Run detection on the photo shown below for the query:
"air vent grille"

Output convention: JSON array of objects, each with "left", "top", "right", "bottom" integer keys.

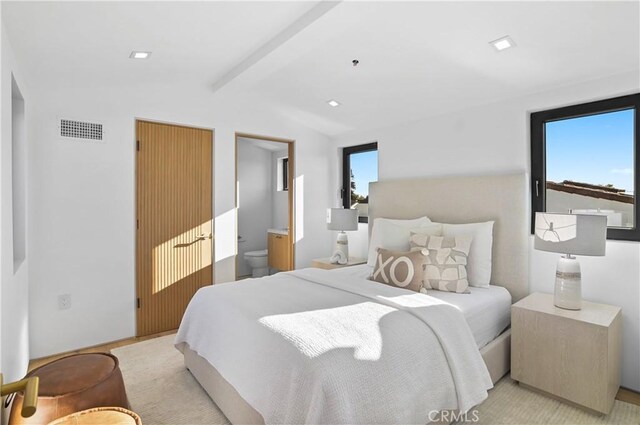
[{"left": 60, "top": 119, "right": 103, "bottom": 141}]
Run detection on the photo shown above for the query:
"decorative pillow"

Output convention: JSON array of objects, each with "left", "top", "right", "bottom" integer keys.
[
  {"left": 371, "top": 223, "right": 441, "bottom": 260},
  {"left": 417, "top": 235, "right": 473, "bottom": 294},
  {"left": 367, "top": 217, "right": 431, "bottom": 267},
  {"left": 370, "top": 248, "right": 426, "bottom": 293},
  {"left": 409, "top": 224, "right": 444, "bottom": 250},
  {"left": 441, "top": 221, "right": 494, "bottom": 288}
]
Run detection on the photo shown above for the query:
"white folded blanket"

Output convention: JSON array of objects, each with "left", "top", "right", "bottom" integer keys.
[{"left": 175, "top": 268, "right": 493, "bottom": 424}]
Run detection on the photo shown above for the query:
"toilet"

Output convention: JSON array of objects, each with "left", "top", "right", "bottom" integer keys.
[{"left": 244, "top": 249, "right": 269, "bottom": 278}]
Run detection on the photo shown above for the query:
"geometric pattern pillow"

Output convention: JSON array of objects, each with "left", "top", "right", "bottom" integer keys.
[
  {"left": 413, "top": 234, "right": 472, "bottom": 294},
  {"left": 370, "top": 248, "right": 426, "bottom": 293},
  {"left": 409, "top": 230, "right": 442, "bottom": 250},
  {"left": 407, "top": 224, "right": 443, "bottom": 250}
]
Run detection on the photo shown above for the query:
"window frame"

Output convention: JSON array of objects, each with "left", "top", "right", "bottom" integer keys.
[
  {"left": 342, "top": 142, "right": 378, "bottom": 223},
  {"left": 530, "top": 93, "right": 640, "bottom": 241}
]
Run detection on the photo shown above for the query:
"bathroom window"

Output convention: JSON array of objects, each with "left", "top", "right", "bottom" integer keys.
[
  {"left": 342, "top": 142, "right": 378, "bottom": 223},
  {"left": 277, "top": 157, "right": 289, "bottom": 192},
  {"left": 282, "top": 158, "right": 289, "bottom": 191},
  {"left": 531, "top": 93, "right": 640, "bottom": 241}
]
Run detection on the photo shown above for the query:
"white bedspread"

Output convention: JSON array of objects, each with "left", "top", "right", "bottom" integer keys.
[
  {"left": 330, "top": 264, "right": 512, "bottom": 349},
  {"left": 175, "top": 268, "right": 493, "bottom": 424}
]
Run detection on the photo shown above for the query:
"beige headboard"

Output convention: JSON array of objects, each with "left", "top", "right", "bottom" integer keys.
[{"left": 369, "top": 173, "right": 529, "bottom": 302}]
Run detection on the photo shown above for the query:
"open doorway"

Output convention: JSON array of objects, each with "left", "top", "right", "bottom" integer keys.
[{"left": 235, "top": 133, "right": 295, "bottom": 280}]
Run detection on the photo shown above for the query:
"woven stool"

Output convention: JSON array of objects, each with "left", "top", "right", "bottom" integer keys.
[
  {"left": 48, "top": 407, "right": 141, "bottom": 425},
  {"left": 9, "top": 353, "right": 129, "bottom": 425}
]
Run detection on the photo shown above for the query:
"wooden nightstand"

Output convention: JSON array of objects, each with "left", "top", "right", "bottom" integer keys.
[
  {"left": 310, "top": 257, "right": 367, "bottom": 270},
  {"left": 511, "top": 292, "right": 622, "bottom": 415}
]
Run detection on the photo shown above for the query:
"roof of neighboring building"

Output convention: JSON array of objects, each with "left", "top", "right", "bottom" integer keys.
[{"left": 547, "top": 180, "right": 634, "bottom": 204}]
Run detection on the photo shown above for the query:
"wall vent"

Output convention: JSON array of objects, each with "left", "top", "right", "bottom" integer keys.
[{"left": 59, "top": 119, "right": 104, "bottom": 141}]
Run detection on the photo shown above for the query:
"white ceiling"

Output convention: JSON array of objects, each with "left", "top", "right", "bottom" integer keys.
[
  {"left": 1, "top": 1, "right": 318, "bottom": 89},
  {"left": 230, "top": 1, "right": 640, "bottom": 135},
  {"left": 3, "top": 1, "right": 639, "bottom": 137}
]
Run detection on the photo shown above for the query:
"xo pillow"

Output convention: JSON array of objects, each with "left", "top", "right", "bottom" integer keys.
[
  {"left": 413, "top": 234, "right": 472, "bottom": 294},
  {"left": 366, "top": 217, "right": 434, "bottom": 267},
  {"left": 440, "top": 221, "right": 494, "bottom": 288},
  {"left": 370, "top": 248, "right": 426, "bottom": 293}
]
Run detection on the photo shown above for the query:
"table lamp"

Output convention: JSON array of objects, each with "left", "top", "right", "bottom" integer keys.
[
  {"left": 534, "top": 212, "right": 607, "bottom": 310},
  {"left": 327, "top": 208, "right": 359, "bottom": 264}
]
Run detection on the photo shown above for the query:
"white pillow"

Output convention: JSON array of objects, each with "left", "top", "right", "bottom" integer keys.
[
  {"left": 367, "top": 217, "right": 433, "bottom": 266},
  {"left": 441, "top": 221, "right": 494, "bottom": 288}
]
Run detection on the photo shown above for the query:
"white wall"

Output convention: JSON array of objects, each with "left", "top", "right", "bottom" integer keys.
[
  {"left": 344, "top": 222, "right": 369, "bottom": 260},
  {"left": 237, "top": 142, "right": 273, "bottom": 277},
  {"left": 1, "top": 23, "right": 30, "bottom": 384},
  {"left": 272, "top": 148, "right": 289, "bottom": 230},
  {"left": 26, "top": 82, "right": 333, "bottom": 359},
  {"left": 0, "top": 5, "right": 3, "bottom": 397},
  {"left": 331, "top": 70, "right": 640, "bottom": 391},
  {"left": 11, "top": 79, "right": 26, "bottom": 271}
]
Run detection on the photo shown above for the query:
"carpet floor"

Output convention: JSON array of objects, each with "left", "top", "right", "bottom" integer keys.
[{"left": 112, "top": 335, "right": 639, "bottom": 425}]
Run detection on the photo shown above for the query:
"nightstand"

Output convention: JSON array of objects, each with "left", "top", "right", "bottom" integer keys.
[
  {"left": 310, "top": 257, "right": 367, "bottom": 270},
  {"left": 511, "top": 292, "right": 622, "bottom": 415}
]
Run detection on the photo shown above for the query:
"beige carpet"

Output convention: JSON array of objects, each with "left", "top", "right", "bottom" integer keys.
[
  {"left": 112, "top": 335, "right": 639, "bottom": 425},
  {"left": 113, "top": 335, "right": 230, "bottom": 425}
]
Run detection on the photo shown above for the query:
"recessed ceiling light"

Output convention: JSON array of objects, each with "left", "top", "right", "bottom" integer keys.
[
  {"left": 490, "top": 36, "right": 515, "bottom": 52},
  {"left": 327, "top": 99, "right": 341, "bottom": 107},
  {"left": 129, "top": 51, "right": 151, "bottom": 59}
]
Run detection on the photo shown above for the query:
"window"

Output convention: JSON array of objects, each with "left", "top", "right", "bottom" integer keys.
[
  {"left": 276, "top": 157, "right": 288, "bottom": 192},
  {"left": 342, "top": 142, "right": 378, "bottom": 223},
  {"left": 531, "top": 93, "right": 640, "bottom": 241},
  {"left": 282, "top": 157, "right": 289, "bottom": 191}
]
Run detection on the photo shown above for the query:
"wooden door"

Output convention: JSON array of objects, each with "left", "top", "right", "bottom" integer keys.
[{"left": 136, "top": 120, "right": 213, "bottom": 336}]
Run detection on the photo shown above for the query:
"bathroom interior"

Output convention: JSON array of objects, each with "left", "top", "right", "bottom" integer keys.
[{"left": 236, "top": 135, "right": 292, "bottom": 279}]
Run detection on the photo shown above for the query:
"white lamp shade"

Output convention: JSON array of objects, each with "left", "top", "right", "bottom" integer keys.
[
  {"left": 534, "top": 212, "right": 607, "bottom": 256},
  {"left": 327, "top": 208, "right": 358, "bottom": 231}
]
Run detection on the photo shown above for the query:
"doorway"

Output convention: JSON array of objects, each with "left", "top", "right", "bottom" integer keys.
[
  {"left": 135, "top": 120, "right": 214, "bottom": 336},
  {"left": 235, "top": 133, "right": 294, "bottom": 280}
]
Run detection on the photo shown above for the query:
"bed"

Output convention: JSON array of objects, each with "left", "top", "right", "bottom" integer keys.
[{"left": 175, "top": 173, "right": 529, "bottom": 424}]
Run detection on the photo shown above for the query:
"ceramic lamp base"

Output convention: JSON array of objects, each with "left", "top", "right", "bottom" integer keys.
[
  {"left": 554, "top": 255, "right": 582, "bottom": 310},
  {"left": 333, "top": 231, "right": 349, "bottom": 260}
]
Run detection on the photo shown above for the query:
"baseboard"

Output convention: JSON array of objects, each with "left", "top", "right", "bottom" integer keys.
[{"left": 28, "top": 329, "right": 176, "bottom": 372}]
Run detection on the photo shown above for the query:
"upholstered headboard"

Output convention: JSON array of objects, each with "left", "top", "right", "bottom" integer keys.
[{"left": 368, "top": 173, "right": 529, "bottom": 301}]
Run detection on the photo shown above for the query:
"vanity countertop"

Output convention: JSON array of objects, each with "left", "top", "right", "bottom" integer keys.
[{"left": 267, "top": 228, "right": 288, "bottom": 236}]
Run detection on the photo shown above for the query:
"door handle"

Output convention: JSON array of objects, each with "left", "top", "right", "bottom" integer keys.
[
  {"left": 1, "top": 375, "right": 39, "bottom": 418},
  {"left": 175, "top": 233, "right": 212, "bottom": 248}
]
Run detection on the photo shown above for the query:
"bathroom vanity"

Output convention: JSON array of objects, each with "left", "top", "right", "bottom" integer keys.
[{"left": 267, "top": 229, "right": 292, "bottom": 271}]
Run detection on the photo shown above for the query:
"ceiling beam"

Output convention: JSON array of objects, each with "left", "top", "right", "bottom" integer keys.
[{"left": 211, "top": 0, "right": 341, "bottom": 93}]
